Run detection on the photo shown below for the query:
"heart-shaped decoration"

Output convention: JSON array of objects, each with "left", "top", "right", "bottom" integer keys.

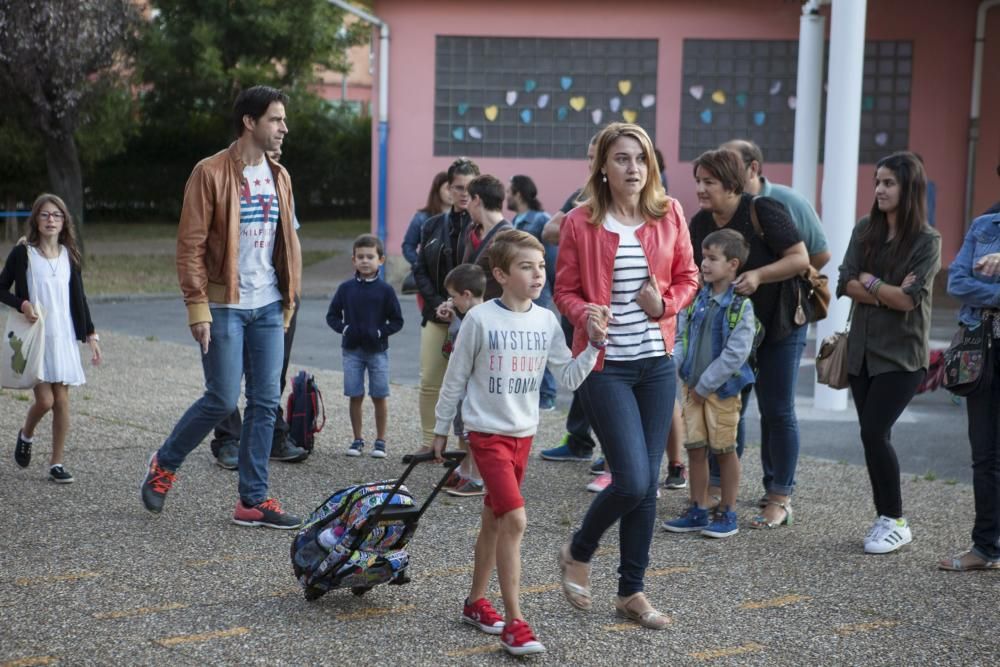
[
  {"left": 524, "top": 79, "right": 537, "bottom": 92},
  {"left": 468, "top": 127, "right": 482, "bottom": 140},
  {"left": 735, "top": 93, "right": 748, "bottom": 108},
  {"left": 609, "top": 97, "right": 621, "bottom": 112},
  {"left": 700, "top": 109, "right": 713, "bottom": 124},
  {"left": 457, "top": 103, "right": 469, "bottom": 116},
  {"left": 520, "top": 108, "right": 533, "bottom": 124},
  {"left": 618, "top": 80, "right": 632, "bottom": 95},
  {"left": 452, "top": 127, "right": 465, "bottom": 141},
  {"left": 592, "top": 109, "right": 603, "bottom": 125},
  {"left": 711, "top": 90, "right": 726, "bottom": 105},
  {"left": 556, "top": 106, "right": 569, "bottom": 121},
  {"left": 622, "top": 109, "right": 638, "bottom": 123},
  {"left": 875, "top": 131, "right": 889, "bottom": 146},
  {"left": 753, "top": 111, "right": 767, "bottom": 126},
  {"left": 769, "top": 81, "right": 782, "bottom": 95},
  {"left": 641, "top": 94, "right": 655, "bottom": 108},
  {"left": 484, "top": 105, "right": 499, "bottom": 121},
  {"left": 506, "top": 90, "right": 518, "bottom": 106},
  {"left": 862, "top": 95, "right": 875, "bottom": 111},
  {"left": 569, "top": 96, "right": 586, "bottom": 112},
  {"left": 537, "top": 94, "right": 550, "bottom": 109},
  {"left": 560, "top": 76, "right": 573, "bottom": 91},
  {"left": 689, "top": 85, "right": 704, "bottom": 100},
  {"left": 787, "top": 96, "right": 797, "bottom": 110}
]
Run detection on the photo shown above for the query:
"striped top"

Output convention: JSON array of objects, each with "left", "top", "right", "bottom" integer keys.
[{"left": 603, "top": 215, "right": 666, "bottom": 361}]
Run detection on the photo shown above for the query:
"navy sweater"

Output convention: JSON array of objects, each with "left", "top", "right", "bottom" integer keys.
[{"left": 326, "top": 274, "right": 404, "bottom": 352}]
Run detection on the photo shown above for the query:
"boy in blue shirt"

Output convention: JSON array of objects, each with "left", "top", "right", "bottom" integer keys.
[
  {"left": 664, "top": 229, "right": 756, "bottom": 538},
  {"left": 326, "top": 234, "right": 404, "bottom": 458}
]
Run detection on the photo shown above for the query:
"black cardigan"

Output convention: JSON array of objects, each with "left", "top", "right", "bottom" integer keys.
[{"left": 0, "top": 244, "right": 95, "bottom": 342}]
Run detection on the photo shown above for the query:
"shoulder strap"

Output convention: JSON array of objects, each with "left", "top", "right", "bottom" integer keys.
[{"left": 748, "top": 195, "right": 764, "bottom": 239}]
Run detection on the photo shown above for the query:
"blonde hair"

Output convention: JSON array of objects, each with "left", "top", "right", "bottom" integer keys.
[
  {"left": 487, "top": 229, "right": 544, "bottom": 274},
  {"left": 579, "top": 123, "right": 668, "bottom": 226},
  {"left": 27, "top": 193, "right": 83, "bottom": 268}
]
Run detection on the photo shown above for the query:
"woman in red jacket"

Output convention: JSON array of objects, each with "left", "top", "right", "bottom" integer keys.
[{"left": 556, "top": 123, "right": 699, "bottom": 629}]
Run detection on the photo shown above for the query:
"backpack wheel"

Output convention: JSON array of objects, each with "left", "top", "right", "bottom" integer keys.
[
  {"left": 351, "top": 585, "right": 372, "bottom": 597},
  {"left": 304, "top": 586, "right": 325, "bottom": 601}
]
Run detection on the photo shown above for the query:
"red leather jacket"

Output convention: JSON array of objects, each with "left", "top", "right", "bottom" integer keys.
[{"left": 554, "top": 200, "right": 699, "bottom": 370}]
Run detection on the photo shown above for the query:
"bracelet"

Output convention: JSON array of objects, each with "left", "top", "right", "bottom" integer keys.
[
  {"left": 864, "top": 276, "right": 879, "bottom": 292},
  {"left": 88, "top": 333, "right": 100, "bottom": 342},
  {"left": 590, "top": 338, "right": 608, "bottom": 350}
]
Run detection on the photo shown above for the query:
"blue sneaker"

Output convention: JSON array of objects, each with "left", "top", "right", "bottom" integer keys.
[
  {"left": 662, "top": 505, "right": 710, "bottom": 533},
  {"left": 539, "top": 395, "right": 556, "bottom": 411},
  {"left": 590, "top": 457, "right": 605, "bottom": 475},
  {"left": 346, "top": 439, "right": 364, "bottom": 457},
  {"left": 701, "top": 509, "right": 739, "bottom": 538},
  {"left": 540, "top": 434, "right": 591, "bottom": 462}
]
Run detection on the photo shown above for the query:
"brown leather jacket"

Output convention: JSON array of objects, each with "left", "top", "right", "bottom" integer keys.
[{"left": 176, "top": 142, "right": 301, "bottom": 327}]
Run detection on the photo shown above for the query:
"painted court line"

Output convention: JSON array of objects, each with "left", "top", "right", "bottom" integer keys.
[
  {"left": 689, "top": 642, "right": 765, "bottom": 660},
  {"left": 183, "top": 555, "right": 256, "bottom": 568},
  {"left": 834, "top": 620, "right": 900, "bottom": 636},
  {"left": 740, "top": 594, "right": 810, "bottom": 610},
  {"left": 336, "top": 605, "right": 416, "bottom": 622},
  {"left": 603, "top": 622, "right": 640, "bottom": 633},
  {"left": 445, "top": 644, "right": 502, "bottom": 658},
  {"left": 154, "top": 627, "right": 251, "bottom": 647},
  {"left": 93, "top": 602, "right": 188, "bottom": 619},
  {"left": 422, "top": 565, "right": 475, "bottom": 578},
  {"left": 14, "top": 571, "right": 102, "bottom": 586},
  {"left": 647, "top": 566, "right": 694, "bottom": 577},
  {"left": 1, "top": 657, "right": 58, "bottom": 667}
]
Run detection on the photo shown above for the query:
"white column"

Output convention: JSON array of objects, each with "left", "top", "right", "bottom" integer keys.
[
  {"left": 791, "top": 7, "right": 826, "bottom": 205},
  {"left": 814, "top": 0, "right": 868, "bottom": 411}
]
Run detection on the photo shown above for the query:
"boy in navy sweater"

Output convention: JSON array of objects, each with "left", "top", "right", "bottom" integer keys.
[{"left": 326, "top": 234, "right": 404, "bottom": 457}]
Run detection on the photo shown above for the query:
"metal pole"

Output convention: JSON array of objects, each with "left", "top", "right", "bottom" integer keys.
[
  {"left": 814, "top": 0, "right": 868, "bottom": 412},
  {"left": 791, "top": 3, "right": 827, "bottom": 206}
]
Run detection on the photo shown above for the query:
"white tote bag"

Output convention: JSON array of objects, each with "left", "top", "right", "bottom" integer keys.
[{"left": 1, "top": 303, "right": 45, "bottom": 389}]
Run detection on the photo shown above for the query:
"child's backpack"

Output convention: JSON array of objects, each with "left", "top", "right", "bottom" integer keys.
[
  {"left": 725, "top": 295, "right": 765, "bottom": 376},
  {"left": 286, "top": 370, "right": 325, "bottom": 451}
]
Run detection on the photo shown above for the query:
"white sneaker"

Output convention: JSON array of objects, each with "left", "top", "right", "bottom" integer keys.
[{"left": 864, "top": 516, "right": 912, "bottom": 554}]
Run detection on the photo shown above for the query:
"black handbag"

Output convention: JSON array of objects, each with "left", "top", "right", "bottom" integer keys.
[
  {"left": 401, "top": 270, "right": 418, "bottom": 295},
  {"left": 942, "top": 319, "right": 994, "bottom": 396}
]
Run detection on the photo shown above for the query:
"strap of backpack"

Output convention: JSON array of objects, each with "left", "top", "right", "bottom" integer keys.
[
  {"left": 748, "top": 195, "right": 764, "bottom": 239},
  {"left": 312, "top": 380, "right": 326, "bottom": 433}
]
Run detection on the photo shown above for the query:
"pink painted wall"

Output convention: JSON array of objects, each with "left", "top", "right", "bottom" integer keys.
[
  {"left": 971, "top": 6, "right": 1000, "bottom": 219},
  {"left": 371, "top": 0, "right": 995, "bottom": 265}
]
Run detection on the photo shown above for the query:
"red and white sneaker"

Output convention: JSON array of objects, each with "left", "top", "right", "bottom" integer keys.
[
  {"left": 586, "top": 471, "right": 612, "bottom": 493},
  {"left": 461, "top": 598, "right": 505, "bottom": 635},
  {"left": 232, "top": 498, "right": 301, "bottom": 529},
  {"left": 500, "top": 618, "right": 546, "bottom": 656}
]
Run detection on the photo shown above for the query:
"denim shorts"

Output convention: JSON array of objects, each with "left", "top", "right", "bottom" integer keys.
[{"left": 342, "top": 348, "right": 390, "bottom": 398}]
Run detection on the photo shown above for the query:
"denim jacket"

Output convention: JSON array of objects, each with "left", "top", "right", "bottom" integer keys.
[
  {"left": 948, "top": 213, "right": 1000, "bottom": 328},
  {"left": 674, "top": 284, "right": 756, "bottom": 399}
]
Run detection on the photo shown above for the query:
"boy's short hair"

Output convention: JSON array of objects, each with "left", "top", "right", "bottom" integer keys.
[
  {"left": 487, "top": 229, "right": 544, "bottom": 274},
  {"left": 702, "top": 229, "right": 750, "bottom": 269},
  {"left": 353, "top": 233, "right": 384, "bottom": 257},
  {"left": 444, "top": 263, "right": 487, "bottom": 298},
  {"left": 468, "top": 175, "right": 504, "bottom": 212}
]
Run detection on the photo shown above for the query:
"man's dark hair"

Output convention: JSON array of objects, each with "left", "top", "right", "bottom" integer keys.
[
  {"left": 510, "top": 175, "right": 543, "bottom": 211},
  {"left": 233, "top": 86, "right": 289, "bottom": 137},
  {"left": 447, "top": 157, "right": 480, "bottom": 184},
  {"left": 703, "top": 228, "right": 750, "bottom": 269},
  {"left": 468, "top": 175, "right": 504, "bottom": 212},
  {"left": 444, "top": 263, "right": 487, "bottom": 298},
  {"left": 353, "top": 233, "right": 384, "bottom": 258}
]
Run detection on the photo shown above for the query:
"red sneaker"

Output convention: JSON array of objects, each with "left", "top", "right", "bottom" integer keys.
[
  {"left": 500, "top": 618, "right": 546, "bottom": 656},
  {"left": 232, "top": 498, "right": 301, "bottom": 529},
  {"left": 461, "top": 598, "right": 505, "bottom": 635}
]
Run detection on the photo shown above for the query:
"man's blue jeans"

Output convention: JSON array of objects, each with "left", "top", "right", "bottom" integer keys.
[
  {"left": 572, "top": 355, "right": 675, "bottom": 597},
  {"left": 157, "top": 301, "right": 283, "bottom": 506}
]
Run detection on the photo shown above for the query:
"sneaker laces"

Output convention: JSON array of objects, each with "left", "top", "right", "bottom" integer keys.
[
  {"left": 148, "top": 463, "right": 176, "bottom": 493},
  {"left": 257, "top": 498, "right": 284, "bottom": 513}
]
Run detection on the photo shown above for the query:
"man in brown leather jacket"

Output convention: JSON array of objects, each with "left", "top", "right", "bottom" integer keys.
[{"left": 140, "top": 85, "right": 303, "bottom": 528}]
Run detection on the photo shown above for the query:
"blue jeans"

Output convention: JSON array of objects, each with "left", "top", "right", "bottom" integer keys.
[
  {"left": 572, "top": 355, "right": 675, "bottom": 597},
  {"left": 158, "top": 301, "right": 284, "bottom": 506},
  {"left": 755, "top": 325, "right": 807, "bottom": 496},
  {"left": 342, "top": 348, "right": 390, "bottom": 398}
]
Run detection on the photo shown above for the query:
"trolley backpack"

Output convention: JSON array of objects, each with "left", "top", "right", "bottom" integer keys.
[
  {"left": 291, "top": 451, "right": 465, "bottom": 599},
  {"left": 286, "top": 370, "right": 325, "bottom": 450}
]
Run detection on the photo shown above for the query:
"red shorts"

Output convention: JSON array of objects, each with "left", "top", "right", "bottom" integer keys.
[{"left": 467, "top": 431, "right": 533, "bottom": 517}]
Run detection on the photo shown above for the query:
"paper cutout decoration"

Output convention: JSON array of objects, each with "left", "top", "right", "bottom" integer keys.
[
  {"left": 524, "top": 79, "right": 537, "bottom": 92},
  {"left": 753, "top": 111, "right": 767, "bottom": 126},
  {"left": 609, "top": 97, "right": 622, "bottom": 112},
  {"left": 788, "top": 96, "right": 797, "bottom": 110},
  {"left": 520, "top": 109, "right": 533, "bottom": 124},
  {"left": 468, "top": 127, "right": 482, "bottom": 140},
  {"left": 735, "top": 93, "right": 748, "bottom": 108},
  {"left": 689, "top": 85, "right": 704, "bottom": 100},
  {"left": 769, "top": 81, "right": 782, "bottom": 95},
  {"left": 618, "top": 80, "right": 632, "bottom": 95},
  {"left": 592, "top": 109, "right": 603, "bottom": 125},
  {"left": 569, "top": 96, "right": 587, "bottom": 111},
  {"left": 557, "top": 106, "right": 569, "bottom": 121},
  {"left": 535, "top": 94, "right": 549, "bottom": 109},
  {"left": 700, "top": 109, "right": 713, "bottom": 124},
  {"left": 560, "top": 76, "right": 573, "bottom": 91},
  {"left": 506, "top": 91, "right": 518, "bottom": 106},
  {"left": 711, "top": 90, "right": 726, "bottom": 105},
  {"left": 457, "top": 103, "right": 469, "bottom": 116},
  {"left": 875, "top": 132, "right": 889, "bottom": 146},
  {"left": 641, "top": 94, "right": 655, "bottom": 108},
  {"left": 622, "top": 109, "right": 638, "bottom": 123},
  {"left": 484, "top": 105, "right": 499, "bottom": 121},
  {"left": 862, "top": 96, "right": 875, "bottom": 111},
  {"left": 452, "top": 127, "right": 465, "bottom": 141}
]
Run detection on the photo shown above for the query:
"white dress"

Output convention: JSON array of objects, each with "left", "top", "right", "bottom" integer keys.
[{"left": 27, "top": 246, "right": 86, "bottom": 386}]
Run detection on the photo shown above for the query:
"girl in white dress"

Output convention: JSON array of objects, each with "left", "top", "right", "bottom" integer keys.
[{"left": 0, "top": 194, "right": 101, "bottom": 483}]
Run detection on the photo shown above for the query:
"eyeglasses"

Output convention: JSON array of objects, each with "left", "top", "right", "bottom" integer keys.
[{"left": 38, "top": 211, "right": 66, "bottom": 222}]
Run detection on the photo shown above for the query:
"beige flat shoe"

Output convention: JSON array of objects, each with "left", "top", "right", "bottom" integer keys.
[
  {"left": 558, "top": 544, "right": 592, "bottom": 611},
  {"left": 614, "top": 592, "right": 671, "bottom": 630}
]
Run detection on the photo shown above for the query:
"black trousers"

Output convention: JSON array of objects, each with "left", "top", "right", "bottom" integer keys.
[
  {"left": 561, "top": 315, "right": 596, "bottom": 455},
  {"left": 964, "top": 348, "right": 1000, "bottom": 560},
  {"left": 212, "top": 296, "right": 299, "bottom": 445},
  {"left": 848, "top": 359, "right": 924, "bottom": 519}
]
